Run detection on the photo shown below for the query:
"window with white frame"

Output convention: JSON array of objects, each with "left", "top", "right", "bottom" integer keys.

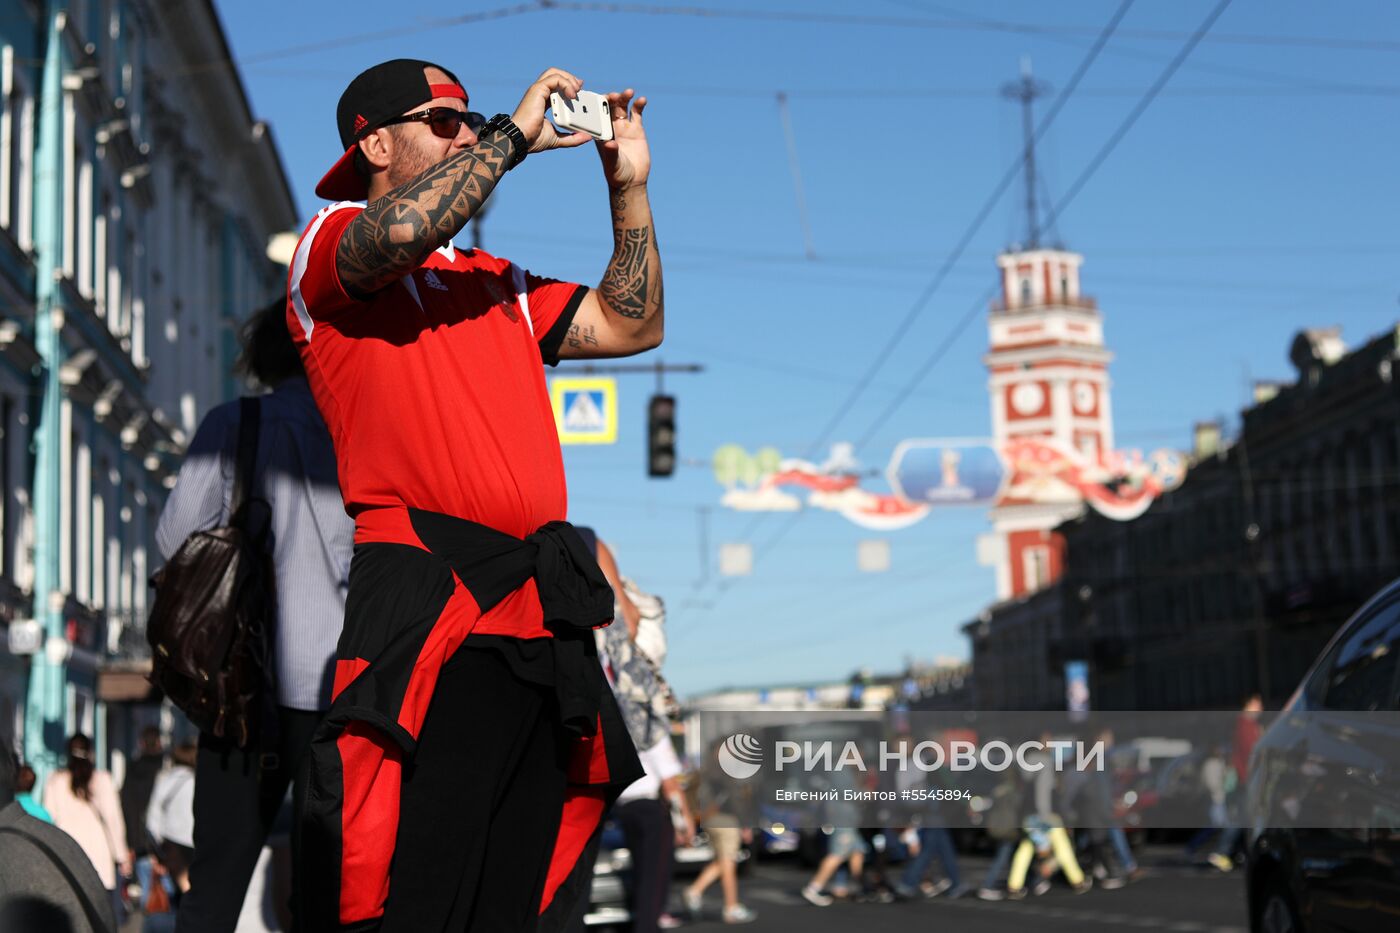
[
  {"left": 119, "top": 482, "right": 134, "bottom": 617},
  {"left": 58, "top": 403, "right": 72, "bottom": 594},
  {"left": 77, "top": 143, "right": 92, "bottom": 297},
  {"left": 137, "top": 502, "right": 154, "bottom": 618},
  {"left": 0, "top": 47, "right": 34, "bottom": 248},
  {"left": 105, "top": 462, "right": 120, "bottom": 613},
  {"left": 93, "top": 454, "right": 109, "bottom": 609},
  {"left": 62, "top": 91, "right": 75, "bottom": 277},
  {"left": 75, "top": 425, "right": 91, "bottom": 603},
  {"left": 93, "top": 191, "right": 107, "bottom": 311},
  {"left": 120, "top": 228, "right": 133, "bottom": 340}
]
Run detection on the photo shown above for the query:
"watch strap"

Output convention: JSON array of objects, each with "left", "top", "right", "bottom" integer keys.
[{"left": 483, "top": 114, "right": 527, "bottom": 171}]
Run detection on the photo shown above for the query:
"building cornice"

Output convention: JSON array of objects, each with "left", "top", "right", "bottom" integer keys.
[{"left": 984, "top": 346, "right": 1113, "bottom": 368}]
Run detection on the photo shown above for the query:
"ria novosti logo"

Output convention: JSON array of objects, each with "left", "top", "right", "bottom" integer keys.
[{"left": 717, "top": 733, "right": 764, "bottom": 779}]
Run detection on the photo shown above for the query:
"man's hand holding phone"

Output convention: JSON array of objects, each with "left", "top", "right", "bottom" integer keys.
[
  {"left": 510, "top": 69, "right": 653, "bottom": 193},
  {"left": 595, "top": 89, "right": 650, "bottom": 191},
  {"left": 511, "top": 68, "right": 593, "bottom": 153}
]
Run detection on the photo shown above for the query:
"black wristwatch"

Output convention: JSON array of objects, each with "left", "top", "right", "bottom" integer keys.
[{"left": 483, "top": 114, "right": 528, "bottom": 171}]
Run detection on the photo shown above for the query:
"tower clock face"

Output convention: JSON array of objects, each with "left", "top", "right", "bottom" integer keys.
[
  {"left": 1072, "top": 380, "right": 1097, "bottom": 414},
  {"left": 1010, "top": 381, "right": 1045, "bottom": 416}
]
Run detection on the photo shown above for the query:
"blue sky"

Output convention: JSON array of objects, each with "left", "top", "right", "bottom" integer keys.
[{"left": 217, "top": 0, "right": 1400, "bottom": 696}]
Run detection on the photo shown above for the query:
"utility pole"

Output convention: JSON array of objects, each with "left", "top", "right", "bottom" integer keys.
[{"left": 1001, "top": 58, "right": 1051, "bottom": 249}]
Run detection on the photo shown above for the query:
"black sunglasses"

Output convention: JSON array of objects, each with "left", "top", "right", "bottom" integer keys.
[{"left": 376, "top": 107, "right": 487, "bottom": 140}]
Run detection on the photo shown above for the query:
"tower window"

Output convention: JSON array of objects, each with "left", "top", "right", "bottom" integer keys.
[
  {"left": 1023, "top": 546, "right": 1052, "bottom": 591},
  {"left": 1061, "top": 275, "right": 1069, "bottom": 299},
  {"left": 1019, "top": 279, "right": 1031, "bottom": 306}
]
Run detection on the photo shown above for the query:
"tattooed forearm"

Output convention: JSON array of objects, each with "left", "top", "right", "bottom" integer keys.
[
  {"left": 335, "top": 131, "right": 516, "bottom": 298},
  {"left": 599, "top": 227, "right": 653, "bottom": 320}
]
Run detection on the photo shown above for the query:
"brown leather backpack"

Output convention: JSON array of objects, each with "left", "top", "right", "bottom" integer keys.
[{"left": 147, "top": 398, "right": 274, "bottom": 747}]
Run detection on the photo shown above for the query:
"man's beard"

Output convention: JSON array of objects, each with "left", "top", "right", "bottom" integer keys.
[{"left": 386, "top": 134, "right": 439, "bottom": 189}]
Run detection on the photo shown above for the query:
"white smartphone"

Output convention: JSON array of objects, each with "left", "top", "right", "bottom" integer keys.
[{"left": 550, "top": 90, "right": 614, "bottom": 141}]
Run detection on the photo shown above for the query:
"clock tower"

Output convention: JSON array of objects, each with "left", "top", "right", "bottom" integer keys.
[
  {"left": 980, "top": 61, "right": 1117, "bottom": 601},
  {"left": 984, "top": 246, "right": 1113, "bottom": 600}
]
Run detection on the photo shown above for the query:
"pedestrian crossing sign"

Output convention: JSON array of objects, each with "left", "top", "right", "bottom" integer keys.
[{"left": 550, "top": 377, "right": 618, "bottom": 444}]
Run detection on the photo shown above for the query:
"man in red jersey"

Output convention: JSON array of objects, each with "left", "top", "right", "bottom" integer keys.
[{"left": 285, "top": 59, "right": 661, "bottom": 931}]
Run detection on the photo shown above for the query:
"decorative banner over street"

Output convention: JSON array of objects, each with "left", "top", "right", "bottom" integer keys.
[
  {"left": 886, "top": 439, "right": 1006, "bottom": 505},
  {"left": 712, "top": 443, "right": 930, "bottom": 531},
  {"left": 888, "top": 437, "right": 1185, "bottom": 523},
  {"left": 998, "top": 438, "right": 1187, "bottom": 522},
  {"left": 713, "top": 438, "right": 1187, "bottom": 529}
]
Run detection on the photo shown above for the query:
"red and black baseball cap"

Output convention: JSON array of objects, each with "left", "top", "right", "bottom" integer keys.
[{"left": 315, "top": 58, "right": 468, "bottom": 201}]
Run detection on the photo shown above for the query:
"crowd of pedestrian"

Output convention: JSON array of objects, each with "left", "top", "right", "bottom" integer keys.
[{"left": 791, "top": 698, "right": 1265, "bottom": 910}]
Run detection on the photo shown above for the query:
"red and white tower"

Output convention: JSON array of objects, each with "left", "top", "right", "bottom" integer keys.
[
  {"left": 982, "top": 61, "right": 1115, "bottom": 601},
  {"left": 985, "top": 248, "right": 1113, "bottom": 600}
]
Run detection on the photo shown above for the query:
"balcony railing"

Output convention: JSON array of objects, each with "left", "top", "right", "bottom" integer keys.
[{"left": 990, "top": 295, "right": 1099, "bottom": 314}]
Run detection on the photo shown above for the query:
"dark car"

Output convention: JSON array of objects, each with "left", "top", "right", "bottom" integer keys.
[
  {"left": 1246, "top": 579, "right": 1400, "bottom": 933},
  {"left": 1116, "top": 749, "right": 1213, "bottom": 845}
]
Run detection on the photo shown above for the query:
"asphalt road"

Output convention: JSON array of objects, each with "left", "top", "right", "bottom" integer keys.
[
  {"left": 120, "top": 845, "right": 1250, "bottom": 932},
  {"left": 673, "top": 846, "right": 1251, "bottom": 933}
]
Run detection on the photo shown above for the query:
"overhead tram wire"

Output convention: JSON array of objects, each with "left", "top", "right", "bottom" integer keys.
[
  {"left": 903, "top": 0, "right": 1388, "bottom": 96},
  {"left": 852, "top": 0, "right": 1238, "bottom": 453},
  {"left": 233, "top": 64, "right": 1400, "bottom": 98},
  {"left": 898, "top": 0, "right": 1400, "bottom": 52},
  {"left": 503, "top": 3, "right": 1397, "bottom": 54},
  {"left": 799, "top": 0, "right": 1136, "bottom": 464},
  {"left": 776, "top": 92, "right": 817, "bottom": 260},
  {"left": 669, "top": 0, "right": 1136, "bottom": 627},
  {"left": 674, "top": 0, "right": 1237, "bottom": 628},
  {"left": 223, "top": 2, "right": 1400, "bottom": 78}
]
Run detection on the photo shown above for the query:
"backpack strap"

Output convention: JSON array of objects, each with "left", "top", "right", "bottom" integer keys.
[
  {"left": 229, "top": 396, "right": 280, "bottom": 761},
  {"left": 230, "top": 396, "right": 262, "bottom": 521}
]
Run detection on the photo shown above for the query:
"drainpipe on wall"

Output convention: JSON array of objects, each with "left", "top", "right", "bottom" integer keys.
[{"left": 25, "top": 5, "right": 68, "bottom": 780}]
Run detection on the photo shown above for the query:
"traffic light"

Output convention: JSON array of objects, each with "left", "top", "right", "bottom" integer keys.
[{"left": 647, "top": 394, "right": 676, "bottom": 477}]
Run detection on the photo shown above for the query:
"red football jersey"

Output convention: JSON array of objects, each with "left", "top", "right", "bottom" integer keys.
[{"left": 286, "top": 202, "right": 587, "bottom": 635}]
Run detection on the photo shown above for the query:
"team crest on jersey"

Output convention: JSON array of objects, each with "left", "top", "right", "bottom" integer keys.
[
  {"left": 423, "top": 269, "right": 449, "bottom": 291},
  {"left": 482, "top": 276, "right": 519, "bottom": 322}
]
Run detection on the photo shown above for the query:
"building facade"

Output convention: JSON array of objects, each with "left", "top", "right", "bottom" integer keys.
[
  {"left": 0, "top": 0, "right": 295, "bottom": 776},
  {"left": 965, "top": 325, "right": 1400, "bottom": 710}
]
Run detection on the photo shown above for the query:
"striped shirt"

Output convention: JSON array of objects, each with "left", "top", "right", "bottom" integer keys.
[{"left": 155, "top": 377, "right": 354, "bottom": 711}]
